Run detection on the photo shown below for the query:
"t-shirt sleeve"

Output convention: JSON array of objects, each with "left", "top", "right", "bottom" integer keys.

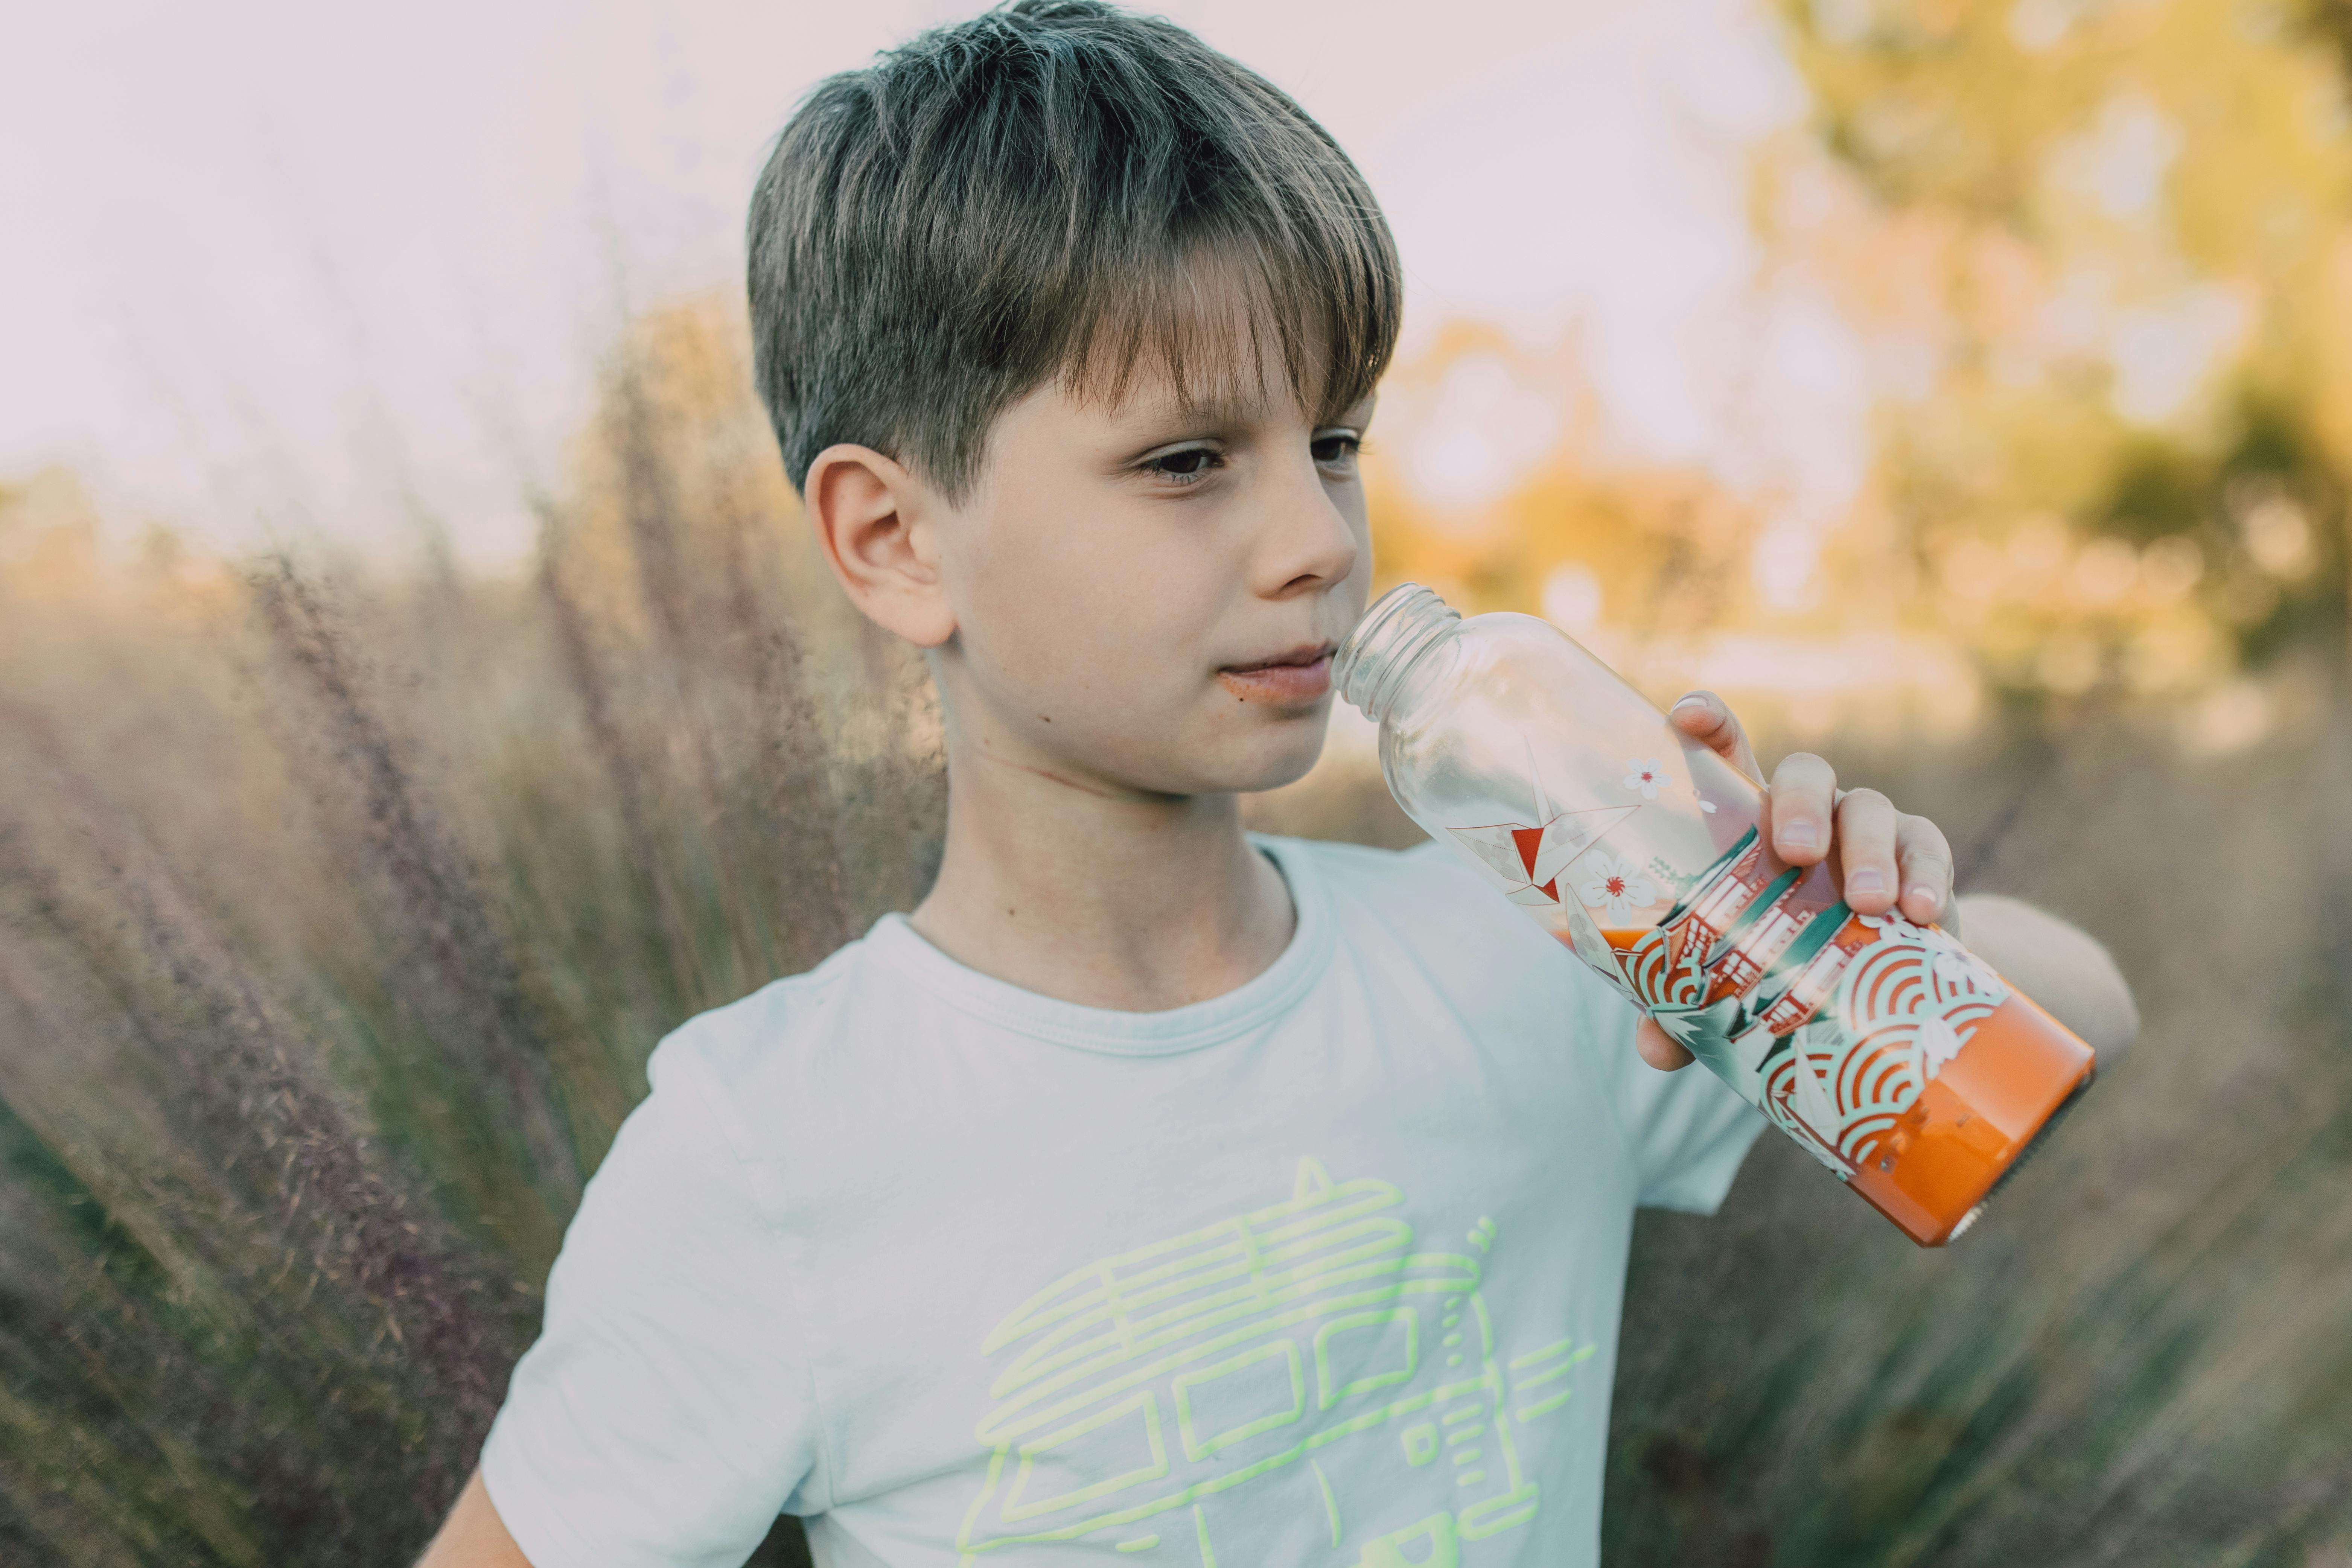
[
  {"left": 1564, "top": 959, "right": 1766, "bottom": 1214},
  {"left": 479, "top": 1034, "right": 825, "bottom": 1568}
]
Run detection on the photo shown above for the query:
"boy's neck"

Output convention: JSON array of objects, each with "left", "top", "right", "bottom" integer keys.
[{"left": 906, "top": 732, "right": 1296, "bottom": 1013}]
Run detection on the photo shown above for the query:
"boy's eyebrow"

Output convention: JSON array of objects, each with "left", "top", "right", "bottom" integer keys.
[
  {"left": 1136, "top": 395, "right": 1269, "bottom": 430},
  {"left": 1101, "top": 391, "right": 1287, "bottom": 445},
  {"left": 1107, "top": 376, "right": 1378, "bottom": 436}
]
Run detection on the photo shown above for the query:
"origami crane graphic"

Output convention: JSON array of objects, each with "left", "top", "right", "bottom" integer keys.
[{"left": 1446, "top": 738, "right": 1641, "bottom": 908}]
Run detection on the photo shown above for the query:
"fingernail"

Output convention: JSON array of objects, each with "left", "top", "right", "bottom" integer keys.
[
  {"left": 1907, "top": 884, "right": 1942, "bottom": 915},
  {"left": 1670, "top": 694, "right": 1708, "bottom": 714},
  {"left": 1846, "top": 867, "right": 1886, "bottom": 898},
  {"left": 1780, "top": 821, "right": 1818, "bottom": 851}
]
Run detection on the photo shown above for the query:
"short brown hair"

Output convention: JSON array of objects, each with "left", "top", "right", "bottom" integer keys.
[{"left": 746, "top": 0, "right": 1402, "bottom": 499}]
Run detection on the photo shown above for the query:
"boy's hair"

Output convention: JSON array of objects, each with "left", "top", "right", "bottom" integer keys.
[{"left": 746, "top": 0, "right": 1401, "bottom": 499}]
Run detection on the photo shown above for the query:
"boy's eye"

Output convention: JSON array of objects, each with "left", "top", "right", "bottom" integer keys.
[
  {"left": 1311, "top": 432, "right": 1362, "bottom": 468},
  {"left": 1143, "top": 446, "right": 1223, "bottom": 484}
]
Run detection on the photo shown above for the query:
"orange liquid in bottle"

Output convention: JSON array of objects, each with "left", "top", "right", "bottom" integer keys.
[
  {"left": 1842, "top": 989, "right": 2092, "bottom": 1244},
  {"left": 1558, "top": 922, "right": 2092, "bottom": 1245}
]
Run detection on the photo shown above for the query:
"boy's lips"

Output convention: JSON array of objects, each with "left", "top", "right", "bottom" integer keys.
[{"left": 1217, "top": 643, "right": 1335, "bottom": 704}]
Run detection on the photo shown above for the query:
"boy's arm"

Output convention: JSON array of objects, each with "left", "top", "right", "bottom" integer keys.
[
  {"left": 416, "top": 1469, "right": 532, "bottom": 1568},
  {"left": 444, "top": 1033, "right": 822, "bottom": 1568}
]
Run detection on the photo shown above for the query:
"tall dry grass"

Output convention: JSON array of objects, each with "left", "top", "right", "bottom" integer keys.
[
  {"left": 1, "top": 297, "right": 2347, "bottom": 1566},
  {"left": 0, "top": 301, "right": 938, "bottom": 1565}
]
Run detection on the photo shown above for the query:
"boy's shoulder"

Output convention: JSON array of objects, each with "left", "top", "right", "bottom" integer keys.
[
  {"left": 662, "top": 834, "right": 1563, "bottom": 1048},
  {"left": 641, "top": 834, "right": 1591, "bottom": 1145},
  {"left": 1262, "top": 828, "right": 1492, "bottom": 909},
  {"left": 1264, "top": 830, "right": 1573, "bottom": 970},
  {"left": 633, "top": 939, "right": 873, "bottom": 1147}
]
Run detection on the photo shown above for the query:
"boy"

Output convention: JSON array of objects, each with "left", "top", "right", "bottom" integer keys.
[{"left": 422, "top": 5, "right": 2137, "bottom": 1565}]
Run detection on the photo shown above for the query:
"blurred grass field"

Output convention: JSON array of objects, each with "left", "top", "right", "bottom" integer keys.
[
  {"left": 12, "top": 1, "right": 2352, "bottom": 1556},
  {"left": 2, "top": 297, "right": 2347, "bottom": 1567}
]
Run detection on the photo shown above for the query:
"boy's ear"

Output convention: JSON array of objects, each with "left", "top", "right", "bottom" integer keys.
[{"left": 802, "top": 443, "right": 956, "bottom": 648}]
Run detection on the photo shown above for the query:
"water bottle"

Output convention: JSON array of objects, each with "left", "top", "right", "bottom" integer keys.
[{"left": 1330, "top": 583, "right": 2096, "bottom": 1245}]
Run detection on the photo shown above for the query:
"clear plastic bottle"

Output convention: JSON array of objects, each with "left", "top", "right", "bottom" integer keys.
[{"left": 1331, "top": 583, "right": 2096, "bottom": 1245}]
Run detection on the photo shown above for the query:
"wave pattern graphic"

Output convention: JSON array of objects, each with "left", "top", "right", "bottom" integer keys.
[
  {"left": 1619, "top": 925, "right": 1707, "bottom": 1012},
  {"left": 1761, "top": 918, "right": 2009, "bottom": 1173}
]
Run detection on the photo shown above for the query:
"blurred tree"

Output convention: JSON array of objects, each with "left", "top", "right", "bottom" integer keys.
[
  {"left": 1374, "top": 0, "right": 2352, "bottom": 736},
  {"left": 1364, "top": 326, "right": 1761, "bottom": 639},
  {"left": 1773, "top": 0, "right": 2352, "bottom": 701}
]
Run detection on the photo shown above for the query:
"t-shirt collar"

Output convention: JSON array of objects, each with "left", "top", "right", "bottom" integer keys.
[{"left": 861, "top": 834, "right": 1333, "bottom": 1057}]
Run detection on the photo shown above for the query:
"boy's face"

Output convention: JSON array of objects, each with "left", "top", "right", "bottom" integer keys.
[{"left": 923, "top": 338, "right": 1375, "bottom": 800}]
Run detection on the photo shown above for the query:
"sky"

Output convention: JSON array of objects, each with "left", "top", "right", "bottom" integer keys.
[{"left": 2, "top": 0, "right": 1863, "bottom": 571}]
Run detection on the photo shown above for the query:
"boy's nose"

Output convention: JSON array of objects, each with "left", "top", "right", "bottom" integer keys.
[{"left": 1257, "top": 462, "right": 1360, "bottom": 599}]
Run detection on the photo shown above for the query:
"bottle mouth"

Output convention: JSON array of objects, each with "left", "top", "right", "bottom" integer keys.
[{"left": 1332, "top": 583, "right": 1462, "bottom": 724}]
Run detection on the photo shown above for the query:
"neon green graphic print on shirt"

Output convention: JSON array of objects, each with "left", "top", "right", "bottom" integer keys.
[
  {"left": 477, "top": 836, "right": 1763, "bottom": 1568},
  {"left": 959, "top": 1155, "right": 1595, "bottom": 1562}
]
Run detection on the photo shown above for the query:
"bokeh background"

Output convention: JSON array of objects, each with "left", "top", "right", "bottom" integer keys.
[{"left": 5, "top": 1, "right": 2350, "bottom": 1563}]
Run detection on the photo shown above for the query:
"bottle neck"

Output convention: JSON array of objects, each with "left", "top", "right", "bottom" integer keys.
[{"left": 1332, "top": 583, "right": 1463, "bottom": 726}]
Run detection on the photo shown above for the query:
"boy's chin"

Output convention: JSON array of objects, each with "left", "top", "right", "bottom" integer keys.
[{"left": 1172, "top": 724, "right": 1330, "bottom": 798}]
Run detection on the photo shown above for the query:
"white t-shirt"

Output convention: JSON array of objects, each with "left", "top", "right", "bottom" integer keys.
[{"left": 480, "top": 834, "right": 1762, "bottom": 1568}]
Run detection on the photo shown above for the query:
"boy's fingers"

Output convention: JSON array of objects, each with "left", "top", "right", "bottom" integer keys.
[
  {"left": 1766, "top": 752, "right": 1838, "bottom": 865},
  {"left": 1635, "top": 1017, "right": 1695, "bottom": 1071},
  {"left": 1668, "top": 690, "right": 1763, "bottom": 783},
  {"left": 1831, "top": 788, "right": 1900, "bottom": 914},
  {"left": 1895, "top": 813, "right": 1956, "bottom": 924}
]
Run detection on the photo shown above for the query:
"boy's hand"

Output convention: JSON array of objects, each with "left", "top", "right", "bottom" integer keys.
[{"left": 1630, "top": 690, "right": 1957, "bottom": 1072}]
